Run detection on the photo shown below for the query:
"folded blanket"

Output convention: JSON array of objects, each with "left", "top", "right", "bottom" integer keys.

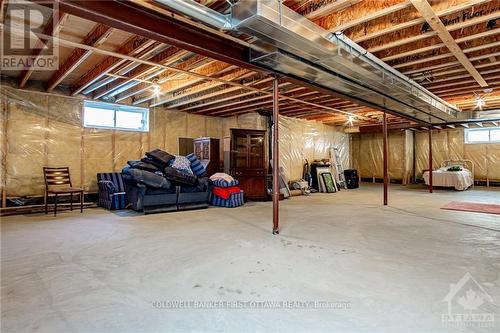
[
  {"left": 127, "top": 160, "right": 159, "bottom": 173},
  {"left": 122, "top": 167, "right": 171, "bottom": 189},
  {"left": 164, "top": 167, "right": 197, "bottom": 186},
  {"left": 210, "top": 173, "right": 234, "bottom": 183},
  {"left": 145, "top": 149, "right": 175, "bottom": 168},
  {"left": 212, "top": 186, "right": 241, "bottom": 200}
]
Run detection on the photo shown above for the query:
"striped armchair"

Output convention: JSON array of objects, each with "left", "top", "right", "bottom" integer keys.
[{"left": 97, "top": 172, "right": 127, "bottom": 210}]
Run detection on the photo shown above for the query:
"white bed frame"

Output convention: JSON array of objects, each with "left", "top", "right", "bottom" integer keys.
[{"left": 441, "top": 159, "right": 475, "bottom": 189}]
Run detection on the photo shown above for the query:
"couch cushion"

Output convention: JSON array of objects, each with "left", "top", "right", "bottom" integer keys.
[
  {"left": 164, "top": 167, "right": 197, "bottom": 186},
  {"left": 145, "top": 149, "right": 175, "bottom": 168},
  {"left": 122, "top": 167, "right": 172, "bottom": 189},
  {"left": 186, "top": 153, "right": 206, "bottom": 177},
  {"left": 127, "top": 160, "right": 159, "bottom": 173}
]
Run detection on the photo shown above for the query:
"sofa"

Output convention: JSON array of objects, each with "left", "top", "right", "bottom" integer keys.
[
  {"left": 121, "top": 149, "right": 210, "bottom": 214},
  {"left": 97, "top": 172, "right": 127, "bottom": 210}
]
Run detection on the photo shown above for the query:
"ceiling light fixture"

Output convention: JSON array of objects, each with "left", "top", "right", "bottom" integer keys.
[
  {"left": 475, "top": 95, "right": 485, "bottom": 110},
  {"left": 152, "top": 84, "right": 161, "bottom": 97},
  {"left": 347, "top": 115, "right": 355, "bottom": 126}
]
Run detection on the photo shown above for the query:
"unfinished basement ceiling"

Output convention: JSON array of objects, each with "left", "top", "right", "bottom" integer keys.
[{"left": 1, "top": 0, "right": 499, "bottom": 127}]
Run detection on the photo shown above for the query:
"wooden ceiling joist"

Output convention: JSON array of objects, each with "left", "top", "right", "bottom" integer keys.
[
  {"left": 329, "top": 0, "right": 412, "bottom": 33},
  {"left": 18, "top": 12, "right": 68, "bottom": 88},
  {"left": 70, "top": 36, "right": 155, "bottom": 96},
  {"left": 409, "top": 0, "right": 488, "bottom": 87},
  {"left": 381, "top": 28, "right": 500, "bottom": 62},
  {"left": 354, "top": 0, "right": 490, "bottom": 43},
  {"left": 402, "top": 51, "right": 500, "bottom": 75},
  {"left": 134, "top": 62, "right": 232, "bottom": 105},
  {"left": 177, "top": 77, "right": 282, "bottom": 113},
  {"left": 368, "top": 10, "right": 500, "bottom": 54},
  {"left": 181, "top": 78, "right": 278, "bottom": 112},
  {"left": 92, "top": 47, "right": 188, "bottom": 99},
  {"left": 305, "top": 0, "right": 362, "bottom": 20},
  {"left": 392, "top": 40, "right": 500, "bottom": 70},
  {"left": 155, "top": 69, "right": 258, "bottom": 108},
  {"left": 115, "top": 54, "right": 211, "bottom": 103},
  {"left": 47, "top": 23, "right": 113, "bottom": 92}
]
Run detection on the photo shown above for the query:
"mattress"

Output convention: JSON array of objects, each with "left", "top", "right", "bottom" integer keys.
[{"left": 423, "top": 167, "right": 473, "bottom": 191}]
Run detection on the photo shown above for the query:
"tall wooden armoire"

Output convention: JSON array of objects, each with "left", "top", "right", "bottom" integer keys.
[
  {"left": 225, "top": 129, "right": 267, "bottom": 200},
  {"left": 193, "top": 137, "right": 220, "bottom": 177}
]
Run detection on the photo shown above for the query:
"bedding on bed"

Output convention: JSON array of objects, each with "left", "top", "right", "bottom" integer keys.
[{"left": 422, "top": 166, "right": 473, "bottom": 191}]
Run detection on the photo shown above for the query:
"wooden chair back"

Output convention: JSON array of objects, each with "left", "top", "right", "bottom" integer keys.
[{"left": 43, "top": 167, "right": 72, "bottom": 190}]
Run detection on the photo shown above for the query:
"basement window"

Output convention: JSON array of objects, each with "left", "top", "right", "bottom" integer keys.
[
  {"left": 464, "top": 127, "right": 500, "bottom": 144},
  {"left": 83, "top": 101, "right": 149, "bottom": 132}
]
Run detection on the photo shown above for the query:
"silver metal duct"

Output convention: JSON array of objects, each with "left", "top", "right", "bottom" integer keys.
[
  {"left": 153, "top": 0, "right": 232, "bottom": 30},
  {"left": 154, "top": 0, "right": 461, "bottom": 124},
  {"left": 232, "top": 0, "right": 460, "bottom": 124}
]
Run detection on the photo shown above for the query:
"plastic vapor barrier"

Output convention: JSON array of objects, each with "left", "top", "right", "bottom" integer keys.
[
  {"left": 278, "top": 116, "right": 349, "bottom": 181},
  {"left": 1, "top": 87, "right": 348, "bottom": 198},
  {"left": 350, "top": 130, "right": 413, "bottom": 181},
  {"left": 415, "top": 129, "right": 500, "bottom": 181}
]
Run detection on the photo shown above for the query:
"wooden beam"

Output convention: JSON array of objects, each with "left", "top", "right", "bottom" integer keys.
[
  {"left": 354, "top": 0, "right": 490, "bottom": 43},
  {"left": 47, "top": 24, "right": 113, "bottom": 91},
  {"left": 91, "top": 47, "right": 187, "bottom": 99},
  {"left": 305, "top": 0, "right": 362, "bottom": 20},
  {"left": 381, "top": 28, "right": 500, "bottom": 62},
  {"left": 181, "top": 78, "right": 278, "bottom": 112},
  {"left": 136, "top": 61, "right": 237, "bottom": 106},
  {"left": 329, "top": 1, "right": 412, "bottom": 33},
  {"left": 70, "top": 36, "right": 154, "bottom": 95},
  {"left": 392, "top": 40, "right": 500, "bottom": 69},
  {"left": 402, "top": 51, "right": 500, "bottom": 76},
  {"left": 369, "top": 12, "right": 500, "bottom": 54},
  {"left": 114, "top": 53, "right": 209, "bottom": 102},
  {"left": 409, "top": 0, "right": 488, "bottom": 87},
  {"left": 18, "top": 12, "right": 68, "bottom": 88}
]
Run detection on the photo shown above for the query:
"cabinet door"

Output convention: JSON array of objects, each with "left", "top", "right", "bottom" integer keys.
[
  {"left": 249, "top": 134, "right": 264, "bottom": 169},
  {"left": 232, "top": 134, "right": 249, "bottom": 169}
]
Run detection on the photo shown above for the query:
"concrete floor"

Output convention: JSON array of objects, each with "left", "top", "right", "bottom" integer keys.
[{"left": 1, "top": 184, "right": 499, "bottom": 333}]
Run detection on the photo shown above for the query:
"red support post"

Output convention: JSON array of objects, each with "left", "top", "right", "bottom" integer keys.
[
  {"left": 383, "top": 112, "right": 388, "bottom": 205},
  {"left": 272, "top": 78, "right": 280, "bottom": 234},
  {"left": 428, "top": 127, "right": 433, "bottom": 193}
]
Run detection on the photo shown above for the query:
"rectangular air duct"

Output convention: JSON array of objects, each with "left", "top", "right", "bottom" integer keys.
[{"left": 232, "top": 0, "right": 460, "bottom": 124}]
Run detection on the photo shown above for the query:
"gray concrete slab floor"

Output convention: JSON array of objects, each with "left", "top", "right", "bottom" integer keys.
[{"left": 1, "top": 184, "right": 499, "bottom": 332}]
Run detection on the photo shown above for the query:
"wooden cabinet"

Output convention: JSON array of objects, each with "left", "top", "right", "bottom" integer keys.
[
  {"left": 225, "top": 129, "right": 267, "bottom": 200},
  {"left": 193, "top": 137, "right": 220, "bottom": 177}
]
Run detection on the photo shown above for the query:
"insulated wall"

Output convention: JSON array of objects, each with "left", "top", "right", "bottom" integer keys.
[
  {"left": 0, "top": 87, "right": 223, "bottom": 197},
  {"left": 223, "top": 113, "right": 349, "bottom": 182},
  {"left": 1, "top": 87, "right": 348, "bottom": 198},
  {"left": 415, "top": 128, "right": 500, "bottom": 181},
  {"left": 350, "top": 130, "right": 413, "bottom": 181},
  {"left": 352, "top": 128, "right": 500, "bottom": 182}
]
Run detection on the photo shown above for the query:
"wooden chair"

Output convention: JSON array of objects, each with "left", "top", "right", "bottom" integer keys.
[{"left": 43, "top": 167, "right": 84, "bottom": 216}]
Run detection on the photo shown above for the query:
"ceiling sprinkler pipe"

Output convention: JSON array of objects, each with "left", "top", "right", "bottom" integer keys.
[{"left": 154, "top": 0, "right": 232, "bottom": 30}]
